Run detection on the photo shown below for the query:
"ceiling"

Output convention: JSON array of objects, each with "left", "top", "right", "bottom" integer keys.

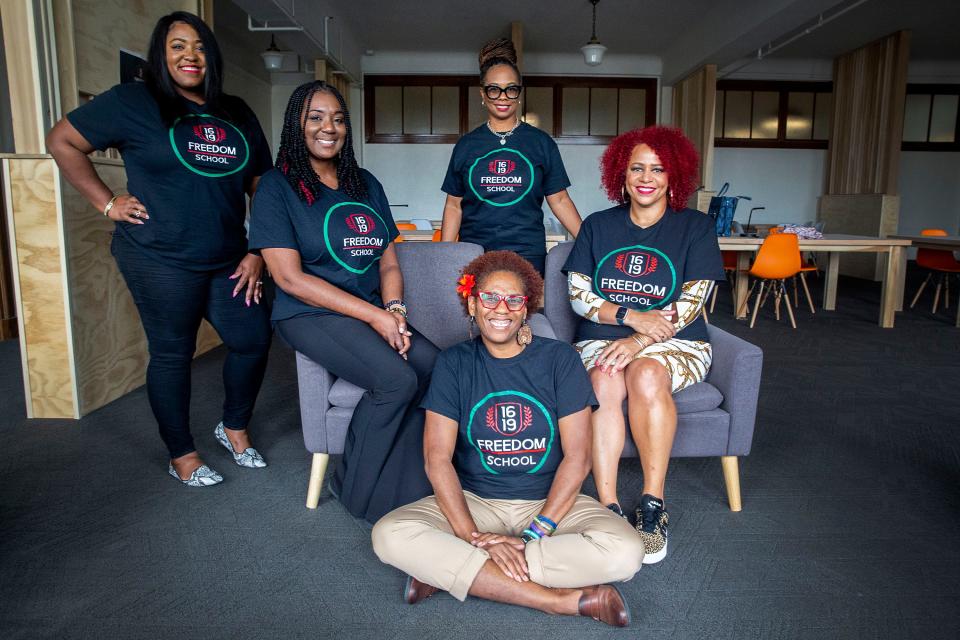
[{"left": 227, "top": 0, "right": 960, "bottom": 83}]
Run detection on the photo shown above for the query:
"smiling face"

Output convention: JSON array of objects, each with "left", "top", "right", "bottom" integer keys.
[
  {"left": 302, "top": 89, "right": 346, "bottom": 170},
  {"left": 481, "top": 64, "right": 522, "bottom": 125},
  {"left": 624, "top": 143, "right": 669, "bottom": 210},
  {"left": 469, "top": 270, "right": 527, "bottom": 353},
  {"left": 165, "top": 21, "right": 206, "bottom": 99}
]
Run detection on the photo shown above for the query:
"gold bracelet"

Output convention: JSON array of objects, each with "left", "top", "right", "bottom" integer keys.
[
  {"left": 102, "top": 194, "right": 119, "bottom": 217},
  {"left": 631, "top": 333, "right": 649, "bottom": 349}
]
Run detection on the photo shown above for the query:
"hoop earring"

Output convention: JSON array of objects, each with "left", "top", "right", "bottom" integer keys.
[
  {"left": 517, "top": 317, "right": 532, "bottom": 346},
  {"left": 621, "top": 184, "right": 627, "bottom": 203}
]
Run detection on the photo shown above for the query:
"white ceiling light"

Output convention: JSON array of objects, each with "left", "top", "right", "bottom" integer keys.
[
  {"left": 581, "top": 0, "right": 607, "bottom": 66},
  {"left": 261, "top": 35, "right": 284, "bottom": 71}
]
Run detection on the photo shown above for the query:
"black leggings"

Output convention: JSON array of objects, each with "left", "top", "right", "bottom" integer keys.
[
  {"left": 277, "top": 312, "right": 439, "bottom": 523},
  {"left": 112, "top": 234, "right": 272, "bottom": 459}
]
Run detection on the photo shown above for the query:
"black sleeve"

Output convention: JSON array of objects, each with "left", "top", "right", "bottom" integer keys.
[
  {"left": 541, "top": 136, "right": 572, "bottom": 196},
  {"left": 554, "top": 344, "right": 598, "bottom": 417},
  {"left": 440, "top": 141, "right": 465, "bottom": 197},
  {"left": 561, "top": 214, "right": 596, "bottom": 275},
  {"left": 248, "top": 172, "right": 299, "bottom": 252},
  {"left": 683, "top": 214, "right": 726, "bottom": 282},
  {"left": 420, "top": 349, "right": 462, "bottom": 423},
  {"left": 65, "top": 85, "right": 129, "bottom": 151}
]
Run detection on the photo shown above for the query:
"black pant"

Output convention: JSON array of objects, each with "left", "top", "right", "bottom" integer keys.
[
  {"left": 112, "top": 234, "right": 272, "bottom": 459},
  {"left": 277, "top": 312, "right": 439, "bottom": 523}
]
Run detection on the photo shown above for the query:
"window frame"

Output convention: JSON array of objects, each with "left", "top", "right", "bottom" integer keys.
[
  {"left": 901, "top": 84, "right": 960, "bottom": 152},
  {"left": 363, "top": 74, "right": 657, "bottom": 144},
  {"left": 714, "top": 80, "right": 833, "bottom": 150}
]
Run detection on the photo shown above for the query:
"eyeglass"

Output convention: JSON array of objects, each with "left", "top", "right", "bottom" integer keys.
[
  {"left": 477, "top": 291, "right": 528, "bottom": 311},
  {"left": 483, "top": 84, "right": 523, "bottom": 100}
]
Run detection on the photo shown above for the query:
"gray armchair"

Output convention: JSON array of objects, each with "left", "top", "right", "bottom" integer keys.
[
  {"left": 294, "top": 241, "right": 556, "bottom": 508},
  {"left": 543, "top": 242, "right": 763, "bottom": 511}
]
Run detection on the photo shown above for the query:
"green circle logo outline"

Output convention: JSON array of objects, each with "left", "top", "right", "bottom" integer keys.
[
  {"left": 466, "top": 390, "right": 555, "bottom": 475},
  {"left": 467, "top": 148, "right": 535, "bottom": 207},
  {"left": 593, "top": 244, "right": 677, "bottom": 309},
  {"left": 323, "top": 201, "right": 389, "bottom": 274},
  {"left": 168, "top": 113, "right": 250, "bottom": 178}
]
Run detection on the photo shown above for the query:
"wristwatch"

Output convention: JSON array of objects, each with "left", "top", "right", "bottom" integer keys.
[{"left": 615, "top": 306, "right": 629, "bottom": 326}]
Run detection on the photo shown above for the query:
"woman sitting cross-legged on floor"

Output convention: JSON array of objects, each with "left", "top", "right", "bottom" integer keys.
[{"left": 372, "top": 251, "right": 643, "bottom": 628}]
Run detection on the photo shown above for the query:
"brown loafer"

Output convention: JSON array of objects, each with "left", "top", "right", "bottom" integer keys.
[
  {"left": 403, "top": 575, "right": 439, "bottom": 605},
  {"left": 578, "top": 584, "right": 631, "bottom": 627}
]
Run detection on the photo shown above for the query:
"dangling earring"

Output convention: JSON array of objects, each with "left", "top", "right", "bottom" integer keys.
[
  {"left": 468, "top": 315, "right": 476, "bottom": 339},
  {"left": 620, "top": 183, "right": 627, "bottom": 203},
  {"left": 517, "top": 317, "right": 532, "bottom": 346}
]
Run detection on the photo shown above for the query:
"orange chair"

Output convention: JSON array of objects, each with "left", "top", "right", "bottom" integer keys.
[
  {"left": 709, "top": 250, "right": 740, "bottom": 314},
  {"left": 394, "top": 222, "right": 417, "bottom": 243},
  {"left": 769, "top": 227, "right": 816, "bottom": 313},
  {"left": 909, "top": 228, "right": 960, "bottom": 314},
  {"left": 736, "top": 233, "right": 802, "bottom": 329},
  {"left": 431, "top": 229, "right": 442, "bottom": 242}
]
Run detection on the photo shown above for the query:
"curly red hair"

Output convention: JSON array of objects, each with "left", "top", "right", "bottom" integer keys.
[
  {"left": 600, "top": 126, "right": 700, "bottom": 211},
  {"left": 458, "top": 251, "right": 544, "bottom": 315}
]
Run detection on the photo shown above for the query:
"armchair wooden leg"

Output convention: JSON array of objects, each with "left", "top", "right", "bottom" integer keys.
[
  {"left": 306, "top": 452, "right": 330, "bottom": 509},
  {"left": 720, "top": 455, "right": 742, "bottom": 512}
]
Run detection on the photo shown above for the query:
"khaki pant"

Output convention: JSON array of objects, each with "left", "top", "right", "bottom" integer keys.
[{"left": 372, "top": 492, "right": 645, "bottom": 601}]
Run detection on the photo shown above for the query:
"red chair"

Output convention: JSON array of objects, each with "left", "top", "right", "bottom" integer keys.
[
  {"left": 709, "top": 251, "right": 739, "bottom": 315},
  {"left": 909, "top": 229, "right": 960, "bottom": 314},
  {"left": 736, "top": 233, "right": 802, "bottom": 329}
]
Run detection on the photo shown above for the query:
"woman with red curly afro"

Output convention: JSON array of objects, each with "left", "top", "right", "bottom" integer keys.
[
  {"left": 372, "top": 250, "right": 642, "bottom": 628},
  {"left": 562, "top": 126, "right": 724, "bottom": 564}
]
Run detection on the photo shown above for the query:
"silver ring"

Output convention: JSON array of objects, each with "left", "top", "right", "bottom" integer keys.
[
  {"left": 132, "top": 211, "right": 140, "bottom": 218},
  {"left": 255, "top": 280, "right": 263, "bottom": 285}
]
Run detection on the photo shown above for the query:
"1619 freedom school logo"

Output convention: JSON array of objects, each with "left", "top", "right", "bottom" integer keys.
[
  {"left": 322, "top": 202, "right": 390, "bottom": 274},
  {"left": 594, "top": 244, "right": 677, "bottom": 309},
  {"left": 466, "top": 391, "right": 555, "bottom": 475},
  {"left": 468, "top": 148, "right": 535, "bottom": 207},
  {"left": 169, "top": 113, "right": 250, "bottom": 178}
]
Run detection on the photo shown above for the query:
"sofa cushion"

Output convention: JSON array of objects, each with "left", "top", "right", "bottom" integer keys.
[
  {"left": 329, "top": 379, "right": 365, "bottom": 408},
  {"left": 672, "top": 382, "right": 724, "bottom": 414}
]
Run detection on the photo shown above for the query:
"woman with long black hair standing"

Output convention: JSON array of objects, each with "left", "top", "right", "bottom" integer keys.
[
  {"left": 440, "top": 38, "right": 583, "bottom": 274},
  {"left": 249, "top": 81, "right": 438, "bottom": 524},
  {"left": 47, "top": 12, "right": 273, "bottom": 486}
]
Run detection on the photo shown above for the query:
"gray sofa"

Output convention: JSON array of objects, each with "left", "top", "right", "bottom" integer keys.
[{"left": 295, "top": 241, "right": 762, "bottom": 511}]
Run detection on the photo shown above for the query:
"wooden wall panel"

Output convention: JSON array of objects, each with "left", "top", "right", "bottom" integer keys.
[
  {"left": 819, "top": 194, "right": 900, "bottom": 280},
  {"left": 1, "top": 168, "right": 17, "bottom": 340},
  {"left": 72, "top": 0, "right": 199, "bottom": 95},
  {"left": 671, "top": 65, "right": 717, "bottom": 198},
  {"left": 3, "top": 157, "right": 76, "bottom": 417},
  {"left": 1, "top": 0, "right": 45, "bottom": 153}
]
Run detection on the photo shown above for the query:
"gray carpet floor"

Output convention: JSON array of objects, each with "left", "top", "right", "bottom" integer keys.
[{"left": 1, "top": 268, "right": 959, "bottom": 639}]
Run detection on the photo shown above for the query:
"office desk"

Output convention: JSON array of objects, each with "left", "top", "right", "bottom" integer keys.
[{"left": 719, "top": 235, "right": 912, "bottom": 328}]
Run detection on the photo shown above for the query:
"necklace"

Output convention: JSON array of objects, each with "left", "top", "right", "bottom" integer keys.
[{"left": 487, "top": 119, "right": 521, "bottom": 145}]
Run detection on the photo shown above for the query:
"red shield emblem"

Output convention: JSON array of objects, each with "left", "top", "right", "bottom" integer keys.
[
  {"left": 345, "top": 213, "right": 375, "bottom": 235},
  {"left": 488, "top": 159, "right": 516, "bottom": 175},
  {"left": 193, "top": 124, "right": 226, "bottom": 143},
  {"left": 486, "top": 401, "right": 533, "bottom": 436},
  {"left": 615, "top": 251, "right": 657, "bottom": 278}
]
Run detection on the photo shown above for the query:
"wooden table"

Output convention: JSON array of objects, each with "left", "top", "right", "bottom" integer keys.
[
  {"left": 400, "top": 230, "right": 570, "bottom": 250},
  {"left": 719, "top": 234, "right": 912, "bottom": 328},
  {"left": 889, "top": 235, "right": 960, "bottom": 327}
]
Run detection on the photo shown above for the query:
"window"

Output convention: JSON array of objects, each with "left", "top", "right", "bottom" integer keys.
[
  {"left": 364, "top": 75, "right": 657, "bottom": 144},
  {"left": 902, "top": 85, "right": 960, "bottom": 151},
  {"left": 715, "top": 80, "right": 832, "bottom": 149}
]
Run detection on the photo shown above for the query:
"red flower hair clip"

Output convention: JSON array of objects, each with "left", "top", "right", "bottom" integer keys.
[{"left": 456, "top": 273, "right": 476, "bottom": 298}]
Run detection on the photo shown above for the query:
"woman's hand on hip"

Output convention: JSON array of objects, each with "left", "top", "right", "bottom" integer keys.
[
  {"left": 624, "top": 309, "right": 676, "bottom": 342},
  {"left": 369, "top": 309, "right": 412, "bottom": 358},
  {"left": 107, "top": 194, "right": 149, "bottom": 225},
  {"left": 230, "top": 254, "right": 265, "bottom": 306}
]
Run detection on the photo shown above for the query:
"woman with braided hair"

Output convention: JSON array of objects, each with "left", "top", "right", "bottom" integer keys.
[
  {"left": 250, "top": 81, "right": 438, "bottom": 523},
  {"left": 562, "top": 126, "right": 724, "bottom": 564},
  {"left": 440, "top": 38, "right": 583, "bottom": 274}
]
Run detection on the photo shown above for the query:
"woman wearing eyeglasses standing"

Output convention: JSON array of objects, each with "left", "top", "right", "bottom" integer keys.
[{"left": 439, "top": 38, "right": 583, "bottom": 274}]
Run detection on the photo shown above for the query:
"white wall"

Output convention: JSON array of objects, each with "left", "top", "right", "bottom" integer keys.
[
  {"left": 223, "top": 62, "right": 274, "bottom": 150},
  {"left": 712, "top": 148, "right": 827, "bottom": 224},
  {"left": 897, "top": 151, "right": 960, "bottom": 236}
]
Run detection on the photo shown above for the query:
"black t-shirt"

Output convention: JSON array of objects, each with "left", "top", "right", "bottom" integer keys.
[
  {"left": 67, "top": 83, "right": 272, "bottom": 270},
  {"left": 441, "top": 122, "right": 570, "bottom": 261},
  {"left": 421, "top": 337, "right": 597, "bottom": 501},
  {"left": 563, "top": 205, "right": 724, "bottom": 342},
  {"left": 248, "top": 168, "right": 400, "bottom": 322}
]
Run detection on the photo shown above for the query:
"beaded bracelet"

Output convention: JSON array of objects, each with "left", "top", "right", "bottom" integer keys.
[{"left": 384, "top": 299, "right": 407, "bottom": 317}]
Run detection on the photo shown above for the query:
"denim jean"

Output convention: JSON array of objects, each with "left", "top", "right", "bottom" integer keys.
[{"left": 112, "top": 234, "right": 272, "bottom": 458}]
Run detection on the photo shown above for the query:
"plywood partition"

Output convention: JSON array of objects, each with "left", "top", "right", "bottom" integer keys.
[
  {"left": 2, "top": 156, "right": 76, "bottom": 417},
  {"left": 818, "top": 194, "right": 900, "bottom": 280}
]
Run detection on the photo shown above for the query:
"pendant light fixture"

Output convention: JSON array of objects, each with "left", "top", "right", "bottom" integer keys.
[
  {"left": 261, "top": 35, "right": 284, "bottom": 71},
  {"left": 581, "top": 0, "right": 607, "bottom": 66}
]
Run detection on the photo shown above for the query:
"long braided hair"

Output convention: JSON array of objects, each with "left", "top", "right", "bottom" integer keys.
[{"left": 275, "top": 81, "right": 367, "bottom": 204}]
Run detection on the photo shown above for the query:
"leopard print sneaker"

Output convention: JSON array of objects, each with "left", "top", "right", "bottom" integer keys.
[{"left": 635, "top": 494, "right": 668, "bottom": 564}]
